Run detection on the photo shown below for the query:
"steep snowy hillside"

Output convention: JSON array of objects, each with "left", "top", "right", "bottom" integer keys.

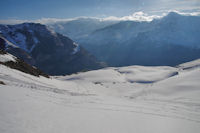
[
  {"left": 1, "top": 59, "right": 200, "bottom": 133},
  {"left": 0, "top": 23, "right": 104, "bottom": 75}
]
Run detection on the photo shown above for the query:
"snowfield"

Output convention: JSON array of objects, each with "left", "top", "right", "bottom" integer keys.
[{"left": 0, "top": 60, "right": 200, "bottom": 133}]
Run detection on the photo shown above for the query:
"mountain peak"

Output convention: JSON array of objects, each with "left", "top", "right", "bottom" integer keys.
[{"left": 164, "top": 11, "right": 181, "bottom": 19}]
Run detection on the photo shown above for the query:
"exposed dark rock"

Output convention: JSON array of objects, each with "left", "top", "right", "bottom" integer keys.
[{"left": 0, "top": 81, "right": 5, "bottom": 85}]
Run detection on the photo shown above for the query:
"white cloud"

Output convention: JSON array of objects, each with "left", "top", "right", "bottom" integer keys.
[
  {"left": 102, "top": 12, "right": 162, "bottom": 21},
  {"left": 0, "top": 10, "right": 200, "bottom": 25},
  {"left": 171, "top": 10, "right": 200, "bottom": 16},
  {"left": 0, "top": 19, "right": 30, "bottom": 25},
  {"left": 35, "top": 18, "right": 74, "bottom": 24}
]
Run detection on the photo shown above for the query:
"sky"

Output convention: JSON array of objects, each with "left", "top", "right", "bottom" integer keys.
[{"left": 0, "top": 0, "right": 200, "bottom": 21}]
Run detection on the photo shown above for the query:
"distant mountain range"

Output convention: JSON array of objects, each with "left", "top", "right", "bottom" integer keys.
[
  {"left": 50, "top": 12, "right": 200, "bottom": 67},
  {"left": 0, "top": 12, "right": 200, "bottom": 75},
  {"left": 0, "top": 23, "right": 104, "bottom": 75},
  {"left": 49, "top": 18, "right": 118, "bottom": 41}
]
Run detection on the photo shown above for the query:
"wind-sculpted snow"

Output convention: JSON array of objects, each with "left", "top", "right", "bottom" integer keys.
[{"left": 1, "top": 59, "right": 200, "bottom": 133}]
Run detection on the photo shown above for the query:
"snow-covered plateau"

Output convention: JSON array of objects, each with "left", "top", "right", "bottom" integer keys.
[{"left": 0, "top": 58, "right": 200, "bottom": 133}]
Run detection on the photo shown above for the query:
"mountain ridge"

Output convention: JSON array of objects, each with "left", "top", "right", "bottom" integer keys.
[
  {"left": 67, "top": 12, "right": 200, "bottom": 66},
  {"left": 0, "top": 23, "right": 105, "bottom": 75}
]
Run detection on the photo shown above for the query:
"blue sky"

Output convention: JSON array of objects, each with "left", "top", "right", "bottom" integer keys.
[{"left": 0, "top": 0, "right": 200, "bottom": 20}]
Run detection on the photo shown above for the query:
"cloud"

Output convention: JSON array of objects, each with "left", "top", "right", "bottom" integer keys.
[
  {"left": 0, "top": 19, "right": 30, "bottom": 25},
  {"left": 0, "top": 10, "right": 200, "bottom": 25},
  {"left": 34, "top": 12, "right": 163, "bottom": 23},
  {"left": 34, "top": 18, "right": 74, "bottom": 24},
  {"left": 172, "top": 10, "right": 200, "bottom": 16},
  {"left": 158, "top": 10, "right": 200, "bottom": 17},
  {"left": 102, "top": 12, "right": 162, "bottom": 21}
]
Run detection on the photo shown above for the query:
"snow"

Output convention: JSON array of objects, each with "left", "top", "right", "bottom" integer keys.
[
  {"left": 0, "top": 24, "right": 40, "bottom": 53},
  {"left": 178, "top": 59, "right": 200, "bottom": 70},
  {"left": 25, "top": 36, "right": 39, "bottom": 52},
  {"left": 0, "top": 53, "right": 16, "bottom": 62},
  {"left": 0, "top": 36, "right": 18, "bottom": 48},
  {"left": 14, "top": 33, "right": 26, "bottom": 48},
  {"left": 1, "top": 59, "right": 200, "bottom": 133},
  {"left": 71, "top": 42, "right": 80, "bottom": 54}
]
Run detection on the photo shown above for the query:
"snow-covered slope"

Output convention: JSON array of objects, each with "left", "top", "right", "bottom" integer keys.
[
  {"left": 1, "top": 58, "right": 200, "bottom": 133},
  {"left": 178, "top": 59, "right": 200, "bottom": 70}
]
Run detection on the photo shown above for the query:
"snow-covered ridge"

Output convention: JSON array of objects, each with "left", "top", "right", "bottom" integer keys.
[
  {"left": 0, "top": 35, "right": 18, "bottom": 48},
  {"left": 0, "top": 53, "right": 16, "bottom": 62},
  {"left": 178, "top": 59, "right": 200, "bottom": 70}
]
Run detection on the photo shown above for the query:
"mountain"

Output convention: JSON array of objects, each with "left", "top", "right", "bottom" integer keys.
[
  {"left": 83, "top": 12, "right": 200, "bottom": 47},
  {"left": 63, "top": 12, "right": 200, "bottom": 66},
  {"left": 1, "top": 56, "right": 200, "bottom": 133},
  {"left": 48, "top": 17, "right": 118, "bottom": 42},
  {"left": 0, "top": 23, "right": 104, "bottom": 75}
]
